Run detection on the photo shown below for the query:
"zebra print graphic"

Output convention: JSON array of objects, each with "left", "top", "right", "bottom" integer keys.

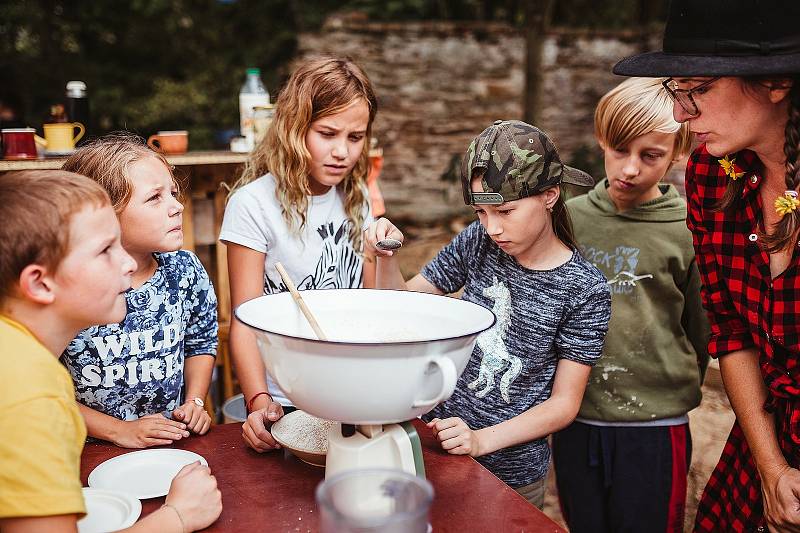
[{"left": 264, "top": 220, "right": 362, "bottom": 293}]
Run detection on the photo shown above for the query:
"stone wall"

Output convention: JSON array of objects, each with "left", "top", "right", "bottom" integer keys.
[{"left": 298, "top": 15, "right": 670, "bottom": 222}]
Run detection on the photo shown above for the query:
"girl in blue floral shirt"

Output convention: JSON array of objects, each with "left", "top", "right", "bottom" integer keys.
[{"left": 61, "top": 134, "right": 218, "bottom": 448}]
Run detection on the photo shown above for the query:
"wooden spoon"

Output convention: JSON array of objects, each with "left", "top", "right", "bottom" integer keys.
[{"left": 274, "top": 262, "right": 328, "bottom": 341}]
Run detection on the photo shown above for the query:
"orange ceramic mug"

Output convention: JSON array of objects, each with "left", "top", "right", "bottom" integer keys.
[{"left": 147, "top": 130, "right": 188, "bottom": 154}]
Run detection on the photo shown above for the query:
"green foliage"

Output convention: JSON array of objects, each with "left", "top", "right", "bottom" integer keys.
[
  {"left": 343, "top": 0, "right": 521, "bottom": 22},
  {"left": 0, "top": 0, "right": 666, "bottom": 148},
  {"left": 1, "top": 0, "right": 300, "bottom": 148},
  {"left": 552, "top": 0, "right": 668, "bottom": 29}
]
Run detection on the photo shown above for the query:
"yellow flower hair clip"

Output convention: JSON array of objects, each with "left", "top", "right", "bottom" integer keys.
[
  {"left": 775, "top": 190, "right": 800, "bottom": 217},
  {"left": 719, "top": 155, "right": 745, "bottom": 180}
]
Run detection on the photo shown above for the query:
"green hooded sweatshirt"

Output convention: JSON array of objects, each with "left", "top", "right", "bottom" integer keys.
[{"left": 566, "top": 179, "right": 710, "bottom": 422}]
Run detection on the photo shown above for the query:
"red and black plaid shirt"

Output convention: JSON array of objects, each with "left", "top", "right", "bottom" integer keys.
[{"left": 687, "top": 145, "right": 800, "bottom": 532}]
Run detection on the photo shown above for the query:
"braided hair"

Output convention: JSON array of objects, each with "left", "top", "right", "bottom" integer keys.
[
  {"left": 717, "top": 77, "right": 800, "bottom": 253},
  {"left": 761, "top": 77, "right": 800, "bottom": 253}
]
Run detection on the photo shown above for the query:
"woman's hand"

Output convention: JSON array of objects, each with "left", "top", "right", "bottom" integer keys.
[
  {"left": 164, "top": 461, "right": 222, "bottom": 531},
  {"left": 241, "top": 401, "right": 285, "bottom": 452},
  {"left": 173, "top": 399, "right": 212, "bottom": 435},
  {"left": 364, "top": 218, "right": 404, "bottom": 257},
  {"left": 762, "top": 464, "right": 800, "bottom": 532},
  {"left": 427, "top": 417, "right": 484, "bottom": 457},
  {"left": 113, "top": 414, "right": 190, "bottom": 448}
]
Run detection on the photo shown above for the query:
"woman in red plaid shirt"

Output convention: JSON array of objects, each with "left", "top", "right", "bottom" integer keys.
[{"left": 613, "top": 0, "right": 800, "bottom": 531}]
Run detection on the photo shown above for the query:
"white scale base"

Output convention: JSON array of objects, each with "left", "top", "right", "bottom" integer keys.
[{"left": 325, "top": 423, "right": 417, "bottom": 479}]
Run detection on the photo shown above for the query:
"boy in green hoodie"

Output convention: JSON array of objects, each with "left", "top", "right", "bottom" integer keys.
[{"left": 553, "top": 77, "right": 709, "bottom": 533}]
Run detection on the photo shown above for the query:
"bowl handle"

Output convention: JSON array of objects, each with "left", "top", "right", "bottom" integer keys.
[{"left": 412, "top": 356, "right": 457, "bottom": 409}]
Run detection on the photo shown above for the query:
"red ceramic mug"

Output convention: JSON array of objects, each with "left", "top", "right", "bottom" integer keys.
[{"left": 2, "top": 128, "right": 44, "bottom": 160}]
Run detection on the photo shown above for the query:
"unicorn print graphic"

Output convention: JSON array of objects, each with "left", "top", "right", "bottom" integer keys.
[{"left": 468, "top": 277, "right": 522, "bottom": 403}]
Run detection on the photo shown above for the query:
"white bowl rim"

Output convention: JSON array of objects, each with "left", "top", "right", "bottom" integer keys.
[{"left": 235, "top": 288, "right": 496, "bottom": 346}]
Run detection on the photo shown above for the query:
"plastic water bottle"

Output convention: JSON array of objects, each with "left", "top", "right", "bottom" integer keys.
[
  {"left": 239, "top": 68, "right": 269, "bottom": 151},
  {"left": 65, "top": 81, "right": 90, "bottom": 145}
]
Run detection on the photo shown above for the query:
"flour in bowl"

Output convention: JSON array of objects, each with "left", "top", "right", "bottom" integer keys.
[{"left": 275, "top": 411, "right": 336, "bottom": 452}]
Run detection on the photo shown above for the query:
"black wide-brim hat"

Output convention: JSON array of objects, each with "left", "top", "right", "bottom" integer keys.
[{"left": 614, "top": 0, "right": 800, "bottom": 77}]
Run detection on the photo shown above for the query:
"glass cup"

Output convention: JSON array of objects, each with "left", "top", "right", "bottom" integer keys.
[
  {"left": 316, "top": 469, "right": 433, "bottom": 533},
  {"left": 252, "top": 105, "right": 274, "bottom": 146},
  {"left": 2, "top": 128, "right": 43, "bottom": 160}
]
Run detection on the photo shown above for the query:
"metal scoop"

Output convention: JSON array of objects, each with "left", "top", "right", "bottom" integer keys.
[{"left": 375, "top": 238, "right": 402, "bottom": 251}]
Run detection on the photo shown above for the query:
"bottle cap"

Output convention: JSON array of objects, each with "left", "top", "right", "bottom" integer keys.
[
  {"left": 66, "top": 80, "right": 87, "bottom": 97},
  {"left": 246, "top": 67, "right": 261, "bottom": 76}
]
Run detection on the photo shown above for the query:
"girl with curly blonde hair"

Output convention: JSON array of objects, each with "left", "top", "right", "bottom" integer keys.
[{"left": 220, "top": 56, "right": 378, "bottom": 452}]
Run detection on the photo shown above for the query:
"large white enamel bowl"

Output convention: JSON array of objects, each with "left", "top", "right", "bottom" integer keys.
[{"left": 235, "top": 289, "right": 495, "bottom": 424}]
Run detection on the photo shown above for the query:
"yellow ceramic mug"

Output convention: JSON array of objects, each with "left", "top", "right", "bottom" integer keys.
[{"left": 43, "top": 122, "right": 85, "bottom": 154}]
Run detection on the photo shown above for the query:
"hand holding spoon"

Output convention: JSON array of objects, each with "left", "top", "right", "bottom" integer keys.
[{"left": 375, "top": 238, "right": 402, "bottom": 251}]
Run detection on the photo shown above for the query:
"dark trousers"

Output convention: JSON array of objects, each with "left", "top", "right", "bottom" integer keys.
[{"left": 552, "top": 421, "right": 691, "bottom": 533}]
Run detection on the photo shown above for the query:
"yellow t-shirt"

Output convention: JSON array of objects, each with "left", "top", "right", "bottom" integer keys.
[{"left": 0, "top": 315, "right": 87, "bottom": 518}]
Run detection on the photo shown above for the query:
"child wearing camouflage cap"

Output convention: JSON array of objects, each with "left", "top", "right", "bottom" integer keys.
[{"left": 365, "top": 120, "right": 611, "bottom": 507}]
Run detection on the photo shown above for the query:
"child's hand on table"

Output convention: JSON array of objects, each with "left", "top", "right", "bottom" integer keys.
[
  {"left": 242, "top": 398, "right": 285, "bottom": 452},
  {"left": 364, "top": 217, "right": 404, "bottom": 257},
  {"left": 114, "top": 414, "right": 190, "bottom": 448},
  {"left": 164, "top": 461, "right": 222, "bottom": 531},
  {"left": 173, "top": 398, "right": 212, "bottom": 435},
  {"left": 427, "top": 417, "right": 485, "bottom": 458}
]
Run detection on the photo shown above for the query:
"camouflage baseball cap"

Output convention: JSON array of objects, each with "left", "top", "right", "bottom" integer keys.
[{"left": 461, "top": 120, "right": 595, "bottom": 205}]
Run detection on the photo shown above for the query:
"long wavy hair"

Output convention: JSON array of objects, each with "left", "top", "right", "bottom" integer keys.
[
  {"left": 717, "top": 76, "right": 800, "bottom": 253},
  {"left": 233, "top": 56, "right": 378, "bottom": 251}
]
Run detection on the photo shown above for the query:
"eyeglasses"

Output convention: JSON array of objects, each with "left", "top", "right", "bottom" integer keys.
[{"left": 662, "top": 77, "right": 721, "bottom": 117}]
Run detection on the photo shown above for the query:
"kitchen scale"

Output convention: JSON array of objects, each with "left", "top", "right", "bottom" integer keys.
[
  {"left": 326, "top": 421, "right": 425, "bottom": 478},
  {"left": 235, "top": 288, "right": 495, "bottom": 479}
]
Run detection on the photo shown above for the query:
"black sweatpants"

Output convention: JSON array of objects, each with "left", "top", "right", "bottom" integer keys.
[{"left": 552, "top": 421, "right": 691, "bottom": 533}]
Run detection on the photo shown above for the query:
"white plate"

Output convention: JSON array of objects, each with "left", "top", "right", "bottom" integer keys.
[
  {"left": 88, "top": 449, "right": 208, "bottom": 499},
  {"left": 78, "top": 488, "right": 141, "bottom": 533}
]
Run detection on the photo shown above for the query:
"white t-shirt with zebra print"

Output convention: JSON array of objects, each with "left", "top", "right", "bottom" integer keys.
[{"left": 220, "top": 173, "right": 372, "bottom": 406}]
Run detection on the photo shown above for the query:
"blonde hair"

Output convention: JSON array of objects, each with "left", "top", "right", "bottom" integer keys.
[
  {"left": 62, "top": 132, "right": 178, "bottom": 213},
  {"left": 595, "top": 77, "right": 692, "bottom": 158},
  {"left": 0, "top": 170, "right": 110, "bottom": 303},
  {"left": 234, "top": 56, "right": 378, "bottom": 251}
]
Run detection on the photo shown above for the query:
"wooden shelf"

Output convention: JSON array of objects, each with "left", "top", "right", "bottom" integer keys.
[
  {"left": 0, "top": 158, "right": 64, "bottom": 171},
  {"left": 0, "top": 150, "right": 250, "bottom": 171}
]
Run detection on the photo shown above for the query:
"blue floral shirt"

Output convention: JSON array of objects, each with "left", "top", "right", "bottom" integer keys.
[{"left": 61, "top": 251, "right": 218, "bottom": 420}]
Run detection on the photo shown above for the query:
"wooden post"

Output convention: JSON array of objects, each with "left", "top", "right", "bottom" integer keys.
[
  {"left": 181, "top": 190, "right": 196, "bottom": 252},
  {"left": 523, "top": 0, "right": 554, "bottom": 125}
]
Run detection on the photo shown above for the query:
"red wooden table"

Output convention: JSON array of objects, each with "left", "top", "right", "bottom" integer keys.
[{"left": 79, "top": 422, "right": 566, "bottom": 532}]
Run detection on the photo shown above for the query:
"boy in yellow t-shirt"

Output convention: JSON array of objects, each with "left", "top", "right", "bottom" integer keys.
[
  {"left": 0, "top": 316, "right": 88, "bottom": 518},
  {"left": 0, "top": 170, "right": 222, "bottom": 533}
]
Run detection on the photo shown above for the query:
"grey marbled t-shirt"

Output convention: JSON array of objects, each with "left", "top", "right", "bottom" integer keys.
[{"left": 420, "top": 221, "right": 610, "bottom": 487}]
